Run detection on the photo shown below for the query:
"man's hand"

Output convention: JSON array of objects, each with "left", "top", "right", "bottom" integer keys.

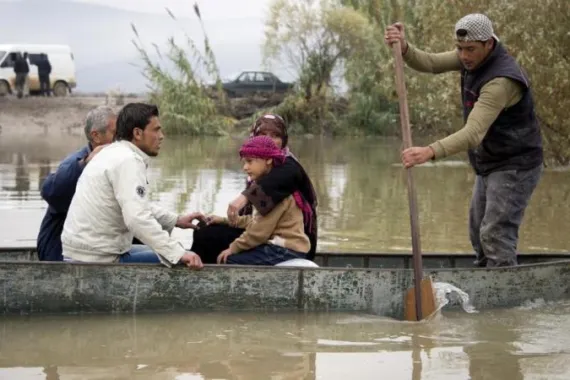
[
  {"left": 401, "top": 147, "right": 435, "bottom": 168},
  {"left": 384, "top": 22, "right": 408, "bottom": 54},
  {"left": 81, "top": 144, "right": 107, "bottom": 165},
  {"left": 227, "top": 194, "right": 248, "bottom": 225},
  {"left": 180, "top": 251, "right": 204, "bottom": 270},
  {"left": 176, "top": 212, "right": 206, "bottom": 229},
  {"left": 217, "top": 248, "right": 233, "bottom": 264}
]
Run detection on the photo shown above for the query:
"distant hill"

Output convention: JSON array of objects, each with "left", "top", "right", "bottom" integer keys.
[{"left": 0, "top": 0, "right": 274, "bottom": 92}]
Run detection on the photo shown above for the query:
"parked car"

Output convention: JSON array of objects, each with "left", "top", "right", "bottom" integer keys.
[
  {"left": 0, "top": 44, "right": 77, "bottom": 97},
  {"left": 221, "top": 71, "right": 294, "bottom": 98}
]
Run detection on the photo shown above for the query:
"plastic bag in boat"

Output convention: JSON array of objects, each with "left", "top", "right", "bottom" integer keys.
[{"left": 432, "top": 282, "right": 478, "bottom": 314}]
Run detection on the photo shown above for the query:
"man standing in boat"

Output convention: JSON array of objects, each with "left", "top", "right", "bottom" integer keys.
[
  {"left": 61, "top": 102, "right": 205, "bottom": 269},
  {"left": 37, "top": 106, "right": 117, "bottom": 261},
  {"left": 384, "top": 14, "right": 543, "bottom": 267}
]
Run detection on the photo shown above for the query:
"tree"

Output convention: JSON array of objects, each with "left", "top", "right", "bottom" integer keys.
[
  {"left": 344, "top": 0, "right": 570, "bottom": 164},
  {"left": 264, "top": 0, "right": 344, "bottom": 101}
]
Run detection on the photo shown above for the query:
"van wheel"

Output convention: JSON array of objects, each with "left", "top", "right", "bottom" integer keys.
[
  {"left": 0, "top": 80, "right": 10, "bottom": 96},
  {"left": 53, "top": 81, "right": 69, "bottom": 97}
]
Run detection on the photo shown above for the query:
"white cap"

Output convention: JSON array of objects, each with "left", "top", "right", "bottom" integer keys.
[{"left": 455, "top": 13, "right": 499, "bottom": 42}]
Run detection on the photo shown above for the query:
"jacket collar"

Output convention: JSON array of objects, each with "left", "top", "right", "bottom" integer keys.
[{"left": 119, "top": 140, "right": 150, "bottom": 166}]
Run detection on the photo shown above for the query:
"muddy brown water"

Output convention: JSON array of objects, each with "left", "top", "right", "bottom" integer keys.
[
  {"left": 1, "top": 304, "right": 570, "bottom": 379},
  {"left": 1, "top": 135, "right": 569, "bottom": 253},
  {"left": 0, "top": 135, "right": 569, "bottom": 379}
]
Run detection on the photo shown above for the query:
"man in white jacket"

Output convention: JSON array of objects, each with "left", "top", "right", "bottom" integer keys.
[{"left": 61, "top": 103, "right": 204, "bottom": 269}]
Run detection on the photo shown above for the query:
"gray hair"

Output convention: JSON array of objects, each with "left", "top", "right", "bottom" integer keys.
[{"left": 84, "top": 106, "right": 115, "bottom": 142}]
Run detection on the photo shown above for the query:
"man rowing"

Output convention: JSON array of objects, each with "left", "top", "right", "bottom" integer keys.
[{"left": 385, "top": 14, "right": 543, "bottom": 267}]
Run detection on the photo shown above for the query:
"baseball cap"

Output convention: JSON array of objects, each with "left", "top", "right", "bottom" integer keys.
[{"left": 455, "top": 13, "right": 499, "bottom": 42}]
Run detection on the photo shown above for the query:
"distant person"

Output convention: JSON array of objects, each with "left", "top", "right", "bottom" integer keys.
[
  {"left": 61, "top": 103, "right": 205, "bottom": 269},
  {"left": 384, "top": 14, "right": 543, "bottom": 267},
  {"left": 37, "top": 106, "right": 117, "bottom": 261},
  {"left": 13, "top": 52, "right": 29, "bottom": 99},
  {"left": 36, "top": 53, "right": 52, "bottom": 96},
  {"left": 207, "top": 135, "right": 311, "bottom": 266}
]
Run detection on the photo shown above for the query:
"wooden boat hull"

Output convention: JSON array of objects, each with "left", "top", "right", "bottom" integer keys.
[{"left": 2, "top": 259, "right": 570, "bottom": 318}]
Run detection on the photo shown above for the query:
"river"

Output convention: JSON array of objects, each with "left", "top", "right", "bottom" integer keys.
[
  {"left": 0, "top": 135, "right": 568, "bottom": 379},
  {"left": 1, "top": 135, "right": 568, "bottom": 253}
]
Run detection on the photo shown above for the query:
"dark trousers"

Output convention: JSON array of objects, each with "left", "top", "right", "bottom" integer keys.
[
  {"left": 469, "top": 165, "right": 542, "bottom": 267},
  {"left": 191, "top": 224, "right": 245, "bottom": 264},
  {"left": 15, "top": 73, "right": 27, "bottom": 98},
  {"left": 226, "top": 244, "right": 305, "bottom": 265},
  {"left": 39, "top": 74, "right": 50, "bottom": 96},
  {"left": 191, "top": 224, "right": 306, "bottom": 265}
]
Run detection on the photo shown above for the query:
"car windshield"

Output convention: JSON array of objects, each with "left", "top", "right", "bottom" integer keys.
[{"left": 0, "top": 51, "right": 5, "bottom": 62}]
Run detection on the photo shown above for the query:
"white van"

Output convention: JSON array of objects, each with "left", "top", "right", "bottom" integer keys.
[{"left": 0, "top": 44, "right": 77, "bottom": 97}]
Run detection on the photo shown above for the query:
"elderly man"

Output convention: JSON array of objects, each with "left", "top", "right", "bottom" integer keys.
[
  {"left": 37, "top": 106, "right": 117, "bottom": 261},
  {"left": 384, "top": 14, "right": 543, "bottom": 267},
  {"left": 61, "top": 102, "right": 204, "bottom": 269}
]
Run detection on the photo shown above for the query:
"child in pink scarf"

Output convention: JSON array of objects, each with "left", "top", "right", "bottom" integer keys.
[
  {"left": 208, "top": 136, "right": 311, "bottom": 265},
  {"left": 191, "top": 114, "right": 318, "bottom": 264}
]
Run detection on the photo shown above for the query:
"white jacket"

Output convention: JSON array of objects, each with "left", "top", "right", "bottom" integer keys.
[{"left": 61, "top": 140, "right": 186, "bottom": 267}]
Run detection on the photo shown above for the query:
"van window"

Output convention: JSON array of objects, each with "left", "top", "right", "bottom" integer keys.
[
  {"left": 0, "top": 51, "right": 5, "bottom": 62},
  {"left": 0, "top": 53, "right": 15, "bottom": 68}
]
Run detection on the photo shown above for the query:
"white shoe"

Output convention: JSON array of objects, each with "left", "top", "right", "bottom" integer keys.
[{"left": 275, "top": 259, "right": 319, "bottom": 268}]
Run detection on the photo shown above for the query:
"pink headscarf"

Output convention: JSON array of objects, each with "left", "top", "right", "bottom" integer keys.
[
  {"left": 239, "top": 135, "right": 286, "bottom": 165},
  {"left": 239, "top": 136, "right": 311, "bottom": 225}
]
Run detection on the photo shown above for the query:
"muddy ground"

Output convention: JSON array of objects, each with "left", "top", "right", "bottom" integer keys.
[
  {"left": 0, "top": 92, "right": 284, "bottom": 139},
  {"left": 0, "top": 95, "right": 146, "bottom": 138}
]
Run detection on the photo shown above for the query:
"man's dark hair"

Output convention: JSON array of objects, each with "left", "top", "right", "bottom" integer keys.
[
  {"left": 456, "top": 29, "right": 468, "bottom": 38},
  {"left": 115, "top": 103, "right": 159, "bottom": 141}
]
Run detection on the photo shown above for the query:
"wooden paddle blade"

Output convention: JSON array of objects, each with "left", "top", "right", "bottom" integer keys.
[{"left": 404, "top": 277, "right": 437, "bottom": 321}]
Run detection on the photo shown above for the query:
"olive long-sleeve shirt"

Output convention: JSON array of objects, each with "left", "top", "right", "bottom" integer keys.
[{"left": 403, "top": 43, "right": 523, "bottom": 159}]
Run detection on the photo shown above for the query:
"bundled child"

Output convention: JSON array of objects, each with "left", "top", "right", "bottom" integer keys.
[
  {"left": 207, "top": 135, "right": 310, "bottom": 265},
  {"left": 191, "top": 114, "right": 318, "bottom": 264}
]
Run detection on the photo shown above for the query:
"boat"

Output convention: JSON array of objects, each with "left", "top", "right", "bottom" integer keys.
[
  {"left": 1, "top": 246, "right": 570, "bottom": 319},
  {"left": 3, "top": 246, "right": 570, "bottom": 267}
]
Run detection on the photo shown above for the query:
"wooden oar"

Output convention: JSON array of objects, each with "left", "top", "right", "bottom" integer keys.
[{"left": 391, "top": 40, "right": 436, "bottom": 321}]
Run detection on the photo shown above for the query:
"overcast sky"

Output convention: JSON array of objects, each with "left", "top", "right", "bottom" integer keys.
[
  {"left": 71, "top": 0, "right": 272, "bottom": 20},
  {"left": 0, "top": 0, "right": 288, "bottom": 91}
]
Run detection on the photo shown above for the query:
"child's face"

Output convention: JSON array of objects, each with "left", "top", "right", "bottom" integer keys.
[
  {"left": 256, "top": 130, "right": 284, "bottom": 149},
  {"left": 242, "top": 157, "right": 272, "bottom": 181}
]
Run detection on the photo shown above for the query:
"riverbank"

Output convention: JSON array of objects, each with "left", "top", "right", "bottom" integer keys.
[
  {"left": 0, "top": 95, "right": 145, "bottom": 138},
  {"left": 0, "top": 92, "right": 289, "bottom": 137}
]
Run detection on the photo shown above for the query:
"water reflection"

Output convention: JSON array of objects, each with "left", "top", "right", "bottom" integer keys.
[
  {"left": 1, "top": 153, "right": 30, "bottom": 195},
  {"left": 0, "top": 135, "right": 569, "bottom": 253},
  {"left": 462, "top": 315, "right": 524, "bottom": 380},
  {"left": 1, "top": 306, "right": 569, "bottom": 379}
]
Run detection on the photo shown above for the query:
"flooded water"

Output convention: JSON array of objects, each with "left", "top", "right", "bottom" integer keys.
[
  {"left": 1, "top": 135, "right": 570, "bottom": 379},
  {"left": 1, "top": 301, "right": 570, "bottom": 379},
  {"left": 0, "top": 135, "right": 568, "bottom": 253}
]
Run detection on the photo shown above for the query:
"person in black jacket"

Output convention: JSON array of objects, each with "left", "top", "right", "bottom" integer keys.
[
  {"left": 36, "top": 53, "right": 52, "bottom": 96},
  {"left": 13, "top": 52, "right": 29, "bottom": 99},
  {"left": 191, "top": 114, "right": 318, "bottom": 264}
]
